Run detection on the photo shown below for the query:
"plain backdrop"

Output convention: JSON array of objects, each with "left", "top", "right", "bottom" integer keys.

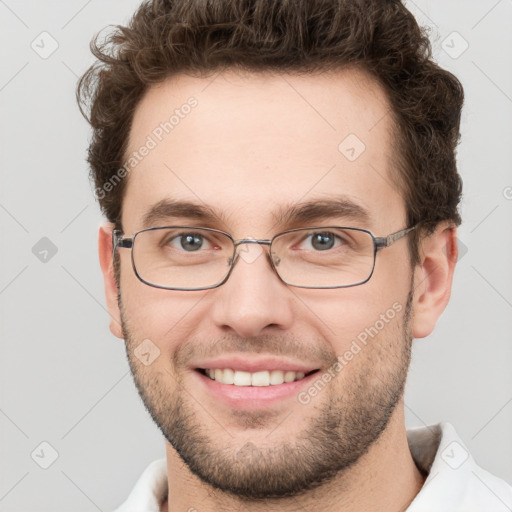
[{"left": 1, "top": 1, "right": 511, "bottom": 510}]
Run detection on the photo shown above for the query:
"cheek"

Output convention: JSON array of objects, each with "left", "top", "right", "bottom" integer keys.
[
  {"left": 326, "top": 304, "right": 409, "bottom": 396},
  {"left": 309, "top": 279, "right": 407, "bottom": 353},
  {"left": 119, "top": 264, "right": 211, "bottom": 357}
]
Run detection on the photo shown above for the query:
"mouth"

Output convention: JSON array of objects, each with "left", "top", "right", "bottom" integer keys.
[
  {"left": 191, "top": 356, "right": 325, "bottom": 410},
  {"left": 196, "top": 368, "right": 320, "bottom": 386}
]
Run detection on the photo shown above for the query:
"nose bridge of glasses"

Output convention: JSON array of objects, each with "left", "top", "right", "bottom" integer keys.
[
  {"left": 229, "top": 238, "right": 275, "bottom": 267},
  {"left": 233, "top": 238, "right": 272, "bottom": 248}
]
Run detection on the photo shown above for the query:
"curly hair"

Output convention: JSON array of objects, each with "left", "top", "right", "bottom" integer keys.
[{"left": 77, "top": 0, "right": 464, "bottom": 265}]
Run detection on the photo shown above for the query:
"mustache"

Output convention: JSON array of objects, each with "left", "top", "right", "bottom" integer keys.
[{"left": 173, "top": 334, "right": 338, "bottom": 369}]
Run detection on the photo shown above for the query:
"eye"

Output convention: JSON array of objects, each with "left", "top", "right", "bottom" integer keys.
[
  {"left": 310, "top": 232, "right": 337, "bottom": 251},
  {"left": 301, "top": 231, "right": 343, "bottom": 251},
  {"left": 298, "top": 231, "right": 346, "bottom": 252},
  {"left": 166, "top": 232, "right": 213, "bottom": 252}
]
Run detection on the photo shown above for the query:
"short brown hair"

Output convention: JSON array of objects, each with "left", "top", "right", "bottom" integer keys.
[{"left": 78, "top": 0, "right": 464, "bottom": 265}]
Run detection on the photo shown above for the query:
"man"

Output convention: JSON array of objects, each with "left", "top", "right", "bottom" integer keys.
[{"left": 78, "top": 0, "right": 512, "bottom": 510}]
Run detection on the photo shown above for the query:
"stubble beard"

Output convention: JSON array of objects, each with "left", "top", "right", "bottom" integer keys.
[{"left": 120, "top": 290, "right": 413, "bottom": 500}]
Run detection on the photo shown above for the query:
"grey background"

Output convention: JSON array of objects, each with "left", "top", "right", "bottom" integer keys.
[{"left": 1, "top": 0, "right": 511, "bottom": 510}]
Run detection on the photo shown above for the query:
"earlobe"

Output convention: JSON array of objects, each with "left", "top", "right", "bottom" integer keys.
[
  {"left": 98, "top": 223, "right": 124, "bottom": 339},
  {"left": 411, "top": 223, "right": 458, "bottom": 339}
]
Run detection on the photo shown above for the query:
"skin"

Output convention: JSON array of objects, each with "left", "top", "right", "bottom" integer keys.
[{"left": 98, "top": 69, "right": 458, "bottom": 512}]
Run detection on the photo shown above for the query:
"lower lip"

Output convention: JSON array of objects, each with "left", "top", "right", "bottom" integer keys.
[{"left": 193, "top": 370, "right": 320, "bottom": 410}]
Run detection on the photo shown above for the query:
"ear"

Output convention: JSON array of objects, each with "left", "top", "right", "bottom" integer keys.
[
  {"left": 98, "top": 223, "right": 124, "bottom": 339},
  {"left": 411, "top": 223, "right": 458, "bottom": 339}
]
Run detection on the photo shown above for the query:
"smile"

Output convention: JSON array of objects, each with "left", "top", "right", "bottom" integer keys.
[{"left": 197, "top": 368, "right": 319, "bottom": 386}]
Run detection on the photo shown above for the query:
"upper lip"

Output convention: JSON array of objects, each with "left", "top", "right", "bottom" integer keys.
[{"left": 192, "top": 355, "right": 321, "bottom": 373}]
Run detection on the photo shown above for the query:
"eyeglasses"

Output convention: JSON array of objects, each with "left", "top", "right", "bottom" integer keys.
[{"left": 113, "top": 225, "right": 417, "bottom": 291}]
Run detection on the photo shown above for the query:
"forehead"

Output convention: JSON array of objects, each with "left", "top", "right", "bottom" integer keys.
[{"left": 122, "top": 68, "right": 405, "bottom": 234}]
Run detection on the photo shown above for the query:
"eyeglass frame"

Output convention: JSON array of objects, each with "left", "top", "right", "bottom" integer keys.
[{"left": 112, "top": 224, "right": 417, "bottom": 291}]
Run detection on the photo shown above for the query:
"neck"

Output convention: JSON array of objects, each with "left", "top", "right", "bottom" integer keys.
[{"left": 161, "top": 403, "right": 425, "bottom": 512}]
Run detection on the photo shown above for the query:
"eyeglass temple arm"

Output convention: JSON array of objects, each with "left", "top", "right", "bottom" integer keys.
[
  {"left": 112, "top": 230, "right": 133, "bottom": 251},
  {"left": 374, "top": 226, "right": 417, "bottom": 250}
]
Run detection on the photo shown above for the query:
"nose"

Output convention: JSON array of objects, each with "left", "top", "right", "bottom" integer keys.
[{"left": 209, "top": 241, "right": 295, "bottom": 338}]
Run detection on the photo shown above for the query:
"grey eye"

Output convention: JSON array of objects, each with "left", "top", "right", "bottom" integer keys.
[
  {"left": 310, "top": 232, "right": 336, "bottom": 251},
  {"left": 180, "top": 233, "right": 204, "bottom": 251}
]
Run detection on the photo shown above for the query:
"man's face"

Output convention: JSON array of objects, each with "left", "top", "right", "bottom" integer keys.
[{"left": 114, "top": 69, "right": 415, "bottom": 497}]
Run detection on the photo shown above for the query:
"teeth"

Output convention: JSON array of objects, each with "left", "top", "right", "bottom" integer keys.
[
  {"left": 269, "top": 370, "right": 284, "bottom": 385},
  {"left": 251, "top": 371, "right": 270, "bottom": 387},
  {"left": 222, "top": 368, "right": 234, "bottom": 384},
  {"left": 284, "top": 371, "right": 296, "bottom": 383},
  {"left": 233, "top": 370, "right": 252, "bottom": 386},
  {"left": 203, "top": 369, "right": 308, "bottom": 386}
]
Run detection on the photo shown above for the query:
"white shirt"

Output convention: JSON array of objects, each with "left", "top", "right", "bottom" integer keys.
[{"left": 112, "top": 423, "right": 512, "bottom": 511}]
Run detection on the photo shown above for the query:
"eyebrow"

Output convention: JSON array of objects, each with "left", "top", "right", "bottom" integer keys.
[
  {"left": 272, "top": 198, "right": 371, "bottom": 228},
  {"left": 141, "top": 199, "right": 230, "bottom": 229},
  {"left": 141, "top": 197, "right": 371, "bottom": 231}
]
